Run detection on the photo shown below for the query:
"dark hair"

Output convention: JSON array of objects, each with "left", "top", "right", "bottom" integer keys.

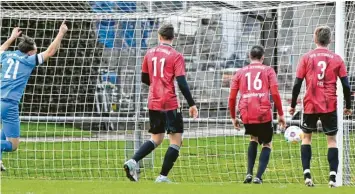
[
  {"left": 158, "top": 24, "right": 174, "bottom": 40},
  {"left": 315, "top": 26, "right": 331, "bottom": 46},
  {"left": 18, "top": 35, "right": 36, "bottom": 53},
  {"left": 249, "top": 45, "right": 265, "bottom": 60}
]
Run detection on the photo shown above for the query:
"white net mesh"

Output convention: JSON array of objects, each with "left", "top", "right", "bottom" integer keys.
[
  {"left": 344, "top": 1, "right": 355, "bottom": 185},
  {"left": 0, "top": 1, "right": 354, "bottom": 184}
]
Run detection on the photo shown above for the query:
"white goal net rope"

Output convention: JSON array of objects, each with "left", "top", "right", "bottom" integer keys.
[{"left": 0, "top": 1, "right": 354, "bottom": 184}]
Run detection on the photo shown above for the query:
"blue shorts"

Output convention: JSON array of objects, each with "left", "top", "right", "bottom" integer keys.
[{"left": 1, "top": 99, "right": 20, "bottom": 138}]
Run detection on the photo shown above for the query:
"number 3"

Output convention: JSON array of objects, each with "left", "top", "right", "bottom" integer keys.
[
  {"left": 4, "top": 58, "right": 20, "bottom": 79},
  {"left": 246, "top": 72, "right": 262, "bottom": 90},
  {"left": 317, "top": 61, "right": 327, "bottom": 80}
]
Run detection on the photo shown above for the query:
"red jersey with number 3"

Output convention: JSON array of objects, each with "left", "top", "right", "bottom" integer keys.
[
  {"left": 296, "top": 48, "right": 347, "bottom": 114},
  {"left": 230, "top": 63, "right": 278, "bottom": 124},
  {"left": 142, "top": 44, "right": 185, "bottom": 111}
]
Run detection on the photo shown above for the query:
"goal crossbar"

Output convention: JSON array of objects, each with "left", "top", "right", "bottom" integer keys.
[
  {"left": 1, "top": 2, "right": 330, "bottom": 20},
  {"left": 19, "top": 116, "right": 355, "bottom": 125}
]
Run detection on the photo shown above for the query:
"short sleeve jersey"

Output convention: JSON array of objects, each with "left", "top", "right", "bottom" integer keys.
[
  {"left": 296, "top": 48, "right": 347, "bottom": 114},
  {"left": 142, "top": 44, "right": 185, "bottom": 111},
  {"left": 230, "top": 63, "right": 278, "bottom": 124},
  {"left": 1, "top": 50, "right": 44, "bottom": 102}
]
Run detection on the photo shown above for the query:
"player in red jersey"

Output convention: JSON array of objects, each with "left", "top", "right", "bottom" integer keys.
[
  {"left": 229, "top": 45, "right": 286, "bottom": 184},
  {"left": 289, "top": 26, "right": 352, "bottom": 187},
  {"left": 124, "top": 24, "right": 198, "bottom": 183}
]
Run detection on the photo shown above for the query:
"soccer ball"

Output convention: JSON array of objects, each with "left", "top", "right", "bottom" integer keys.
[{"left": 284, "top": 126, "right": 303, "bottom": 144}]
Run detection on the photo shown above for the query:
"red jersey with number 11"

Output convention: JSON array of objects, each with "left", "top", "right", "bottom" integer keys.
[
  {"left": 142, "top": 44, "right": 186, "bottom": 111},
  {"left": 296, "top": 48, "right": 347, "bottom": 114},
  {"left": 230, "top": 63, "right": 278, "bottom": 124}
]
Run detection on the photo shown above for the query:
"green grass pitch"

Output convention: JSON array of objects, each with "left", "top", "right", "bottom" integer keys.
[
  {"left": 2, "top": 180, "right": 354, "bottom": 194},
  {"left": 1, "top": 123, "right": 354, "bottom": 193}
]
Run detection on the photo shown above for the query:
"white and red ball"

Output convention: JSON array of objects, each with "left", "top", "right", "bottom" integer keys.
[{"left": 284, "top": 126, "right": 303, "bottom": 144}]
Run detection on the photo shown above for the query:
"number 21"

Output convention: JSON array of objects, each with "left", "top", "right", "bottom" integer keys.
[
  {"left": 4, "top": 58, "right": 20, "bottom": 79},
  {"left": 152, "top": 57, "right": 165, "bottom": 77}
]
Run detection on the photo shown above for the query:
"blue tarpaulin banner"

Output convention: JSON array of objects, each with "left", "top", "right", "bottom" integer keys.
[{"left": 91, "top": 1, "right": 152, "bottom": 48}]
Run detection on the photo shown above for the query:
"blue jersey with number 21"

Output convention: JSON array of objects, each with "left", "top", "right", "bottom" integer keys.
[{"left": 1, "top": 50, "right": 43, "bottom": 102}]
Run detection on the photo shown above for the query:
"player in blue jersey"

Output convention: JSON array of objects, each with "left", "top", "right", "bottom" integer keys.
[{"left": 0, "top": 21, "right": 68, "bottom": 171}]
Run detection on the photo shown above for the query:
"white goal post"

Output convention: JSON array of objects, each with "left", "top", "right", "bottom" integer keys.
[
  {"left": 335, "top": 0, "right": 345, "bottom": 186},
  {"left": 0, "top": 1, "right": 354, "bottom": 185}
]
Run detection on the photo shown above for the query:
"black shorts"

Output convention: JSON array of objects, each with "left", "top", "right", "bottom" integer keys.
[
  {"left": 148, "top": 109, "right": 184, "bottom": 134},
  {"left": 244, "top": 121, "right": 273, "bottom": 145},
  {"left": 302, "top": 111, "right": 338, "bottom": 136}
]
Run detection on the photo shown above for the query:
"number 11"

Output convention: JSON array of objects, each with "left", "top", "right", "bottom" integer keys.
[{"left": 152, "top": 57, "right": 166, "bottom": 77}]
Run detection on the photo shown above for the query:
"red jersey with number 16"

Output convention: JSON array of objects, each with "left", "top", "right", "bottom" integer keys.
[
  {"left": 142, "top": 44, "right": 186, "bottom": 111},
  {"left": 296, "top": 48, "right": 347, "bottom": 114},
  {"left": 230, "top": 63, "right": 279, "bottom": 124}
]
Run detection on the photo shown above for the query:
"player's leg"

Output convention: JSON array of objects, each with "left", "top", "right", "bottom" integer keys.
[
  {"left": 156, "top": 132, "right": 182, "bottom": 183},
  {"left": 246, "top": 135, "right": 258, "bottom": 183},
  {"left": 124, "top": 110, "right": 165, "bottom": 181},
  {"left": 0, "top": 125, "right": 20, "bottom": 172},
  {"left": 0, "top": 101, "right": 21, "bottom": 171},
  {"left": 0, "top": 130, "right": 6, "bottom": 171},
  {"left": 320, "top": 111, "right": 338, "bottom": 188},
  {"left": 0, "top": 130, "right": 5, "bottom": 141},
  {"left": 326, "top": 135, "right": 337, "bottom": 187},
  {"left": 155, "top": 109, "right": 183, "bottom": 183},
  {"left": 254, "top": 122, "right": 273, "bottom": 184},
  {"left": 132, "top": 133, "right": 164, "bottom": 163},
  {"left": 300, "top": 114, "right": 317, "bottom": 187},
  {"left": 244, "top": 132, "right": 258, "bottom": 183}
]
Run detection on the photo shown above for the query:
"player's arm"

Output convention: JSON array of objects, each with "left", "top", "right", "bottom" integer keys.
[
  {"left": 174, "top": 54, "right": 198, "bottom": 118},
  {"left": 268, "top": 69, "right": 284, "bottom": 117},
  {"left": 291, "top": 78, "right": 304, "bottom": 109},
  {"left": 271, "top": 86, "right": 284, "bottom": 116},
  {"left": 290, "top": 56, "right": 306, "bottom": 115},
  {"left": 340, "top": 76, "right": 351, "bottom": 110},
  {"left": 0, "top": 27, "right": 22, "bottom": 52},
  {"left": 174, "top": 54, "right": 195, "bottom": 107},
  {"left": 40, "top": 21, "right": 68, "bottom": 62},
  {"left": 176, "top": 76, "right": 195, "bottom": 107},
  {"left": 338, "top": 59, "right": 352, "bottom": 113},
  {"left": 228, "top": 72, "right": 240, "bottom": 129},
  {"left": 228, "top": 88, "right": 238, "bottom": 120},
  {"left": 268, "top": 68, "right": 286, "bottom": 129},
  {"left": 141, "top": 55, "right": 150, "bottom": 86}
]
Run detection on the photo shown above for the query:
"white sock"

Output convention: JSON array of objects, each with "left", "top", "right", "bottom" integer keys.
[
  {"left": 159, "top": 175, "right": 167, "bottom": 178},
  {"left": 330, "top": 171, "right": 336, "bottom": 176},
  {"left": 303, "top": 169, "right": 311, "bottom": 174}
]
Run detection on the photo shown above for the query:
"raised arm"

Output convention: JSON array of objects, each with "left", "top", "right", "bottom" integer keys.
[
  {"left": 0, "top": 27, "right": 22, "bottom": 52},
  {"left": 40, "top": 21, "right": 68, "bottom": 62}
]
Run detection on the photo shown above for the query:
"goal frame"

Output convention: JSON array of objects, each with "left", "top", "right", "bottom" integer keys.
[
  {"left": 0, "top": 1, "right": 353, "bottom": 185},
  {"left": 335, "top": 0, "right": 345, "bottom": 187}
]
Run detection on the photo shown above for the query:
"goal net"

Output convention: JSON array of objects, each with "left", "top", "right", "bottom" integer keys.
[{"left": 0, "top": 1, "right": 354, "bottom": 185}]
